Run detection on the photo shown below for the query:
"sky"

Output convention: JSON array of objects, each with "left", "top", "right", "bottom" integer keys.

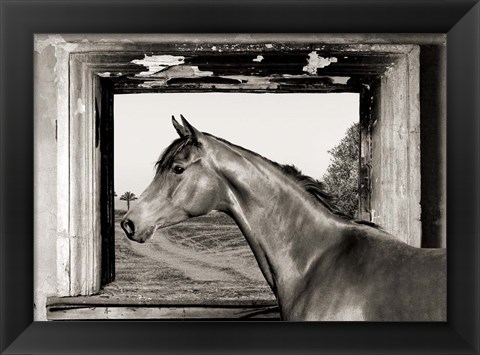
[{"left": 114, "top": 92, "right": 358, "bottom": 209}]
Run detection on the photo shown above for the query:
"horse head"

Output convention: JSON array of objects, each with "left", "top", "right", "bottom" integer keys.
[{"left": 121, "top": 116, "right": 223, "bottom": 243}]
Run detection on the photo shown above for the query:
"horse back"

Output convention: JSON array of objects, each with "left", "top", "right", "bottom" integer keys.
[
  {"left": 289, "top": 228, "right": 446, "bottom": 321},
  {"left": 361, "top": 243, "right": 446, "bottom": 321}
]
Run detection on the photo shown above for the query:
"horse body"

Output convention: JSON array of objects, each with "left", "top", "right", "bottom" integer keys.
[
  {"left": 122, "top": 116, "right": 446, "bottom": 321},
  {"left": 288, "top": 231, "right": 446, "bottom": 321}
]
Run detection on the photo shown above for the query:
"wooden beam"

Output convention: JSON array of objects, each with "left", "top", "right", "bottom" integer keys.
[
  {"left": 47, "top": 305, "right": 280, "bottom": 320},
  {"left": 47, "top": 296, "right": 280, "bottom": 320},
  {"left": 47, "top": 296, "right": 278, "bottom": 307}
]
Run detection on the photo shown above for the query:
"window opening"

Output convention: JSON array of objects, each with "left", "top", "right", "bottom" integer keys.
[{"left": 107, "top": 92, "right": 359, "bottom": 304}]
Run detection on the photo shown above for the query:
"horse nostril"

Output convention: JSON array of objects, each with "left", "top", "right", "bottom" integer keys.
[{"left": 121, "top": 219, "right": 135, "bottom": 238}]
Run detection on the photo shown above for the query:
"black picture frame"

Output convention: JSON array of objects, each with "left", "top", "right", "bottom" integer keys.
[{"left": 1, "top": 0, "right": 479, "bottom": 353}]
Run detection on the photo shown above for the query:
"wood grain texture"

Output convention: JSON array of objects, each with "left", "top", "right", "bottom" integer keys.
[
  {"left": 47, "top": 306, "right": 280, "bottom": 320},
  {"left": 47, "top": 296, "right": 280, "bottom": 320},
  {"left": 370, "top": 46, "right": 422, "bottom": 246}
]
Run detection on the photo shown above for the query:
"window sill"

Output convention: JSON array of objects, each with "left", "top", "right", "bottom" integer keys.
[{"left": 47, "top": 296, "right": 280, "bottom": 320}]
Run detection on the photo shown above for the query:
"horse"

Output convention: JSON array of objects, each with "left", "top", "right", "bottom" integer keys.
[{"left": 121, "top": 115, "right": 446, "bottom": 321}]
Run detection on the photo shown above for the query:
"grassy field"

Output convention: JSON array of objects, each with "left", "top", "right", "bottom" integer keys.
[{"left": 102, "top": 211, "right": 276, "bottom": 302}]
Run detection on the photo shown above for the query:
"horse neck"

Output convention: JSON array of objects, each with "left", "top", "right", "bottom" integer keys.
[{"left": 211, "top": 140, "right": 344, "bottom": 300}]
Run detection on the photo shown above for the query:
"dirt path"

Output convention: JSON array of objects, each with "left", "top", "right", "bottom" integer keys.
[
  {"left": 109, "top": 213, "right": 275, "bottom": 301},
  {"left": 127, "top": 227, "right": 265, "bottom": 282}
]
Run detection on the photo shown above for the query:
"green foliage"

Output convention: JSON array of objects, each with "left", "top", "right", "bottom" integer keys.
[{"left": 322, "top": 123, "right": 360, "bottom": 218}]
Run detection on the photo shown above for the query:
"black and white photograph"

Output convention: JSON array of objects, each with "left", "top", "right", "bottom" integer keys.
[
  {"left": 2, "top": 0, "right": 480, "bottom": 353},
  {"left": 34, "top": 34, "right": 448, "bottom": 322}
]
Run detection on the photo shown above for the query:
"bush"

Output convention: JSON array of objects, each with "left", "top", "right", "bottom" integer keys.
[{"left": 322, "top": 122, "right": 359, "bottom": 218}]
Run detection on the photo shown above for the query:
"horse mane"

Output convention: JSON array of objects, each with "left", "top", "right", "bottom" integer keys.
[
  {"left": 276, "top": 163, "right": 381, "bottom": 228},
  {"left": 154, "top": 132, "right": 381, "bottom": 229},
  {"left": 154, "top": 135, "right": 200, "bottom": 175},
  {"left": 277, "top": 163, "right": 350, "bottom": 218}
]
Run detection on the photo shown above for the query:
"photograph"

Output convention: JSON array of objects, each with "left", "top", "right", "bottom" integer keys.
[
  {"left": 113, "top": 93, "right": 358, "bottom": 316},
  {"left": 34, "top": 34, "right": 447, "bottom": 322},
  {"left": 2, "top": 0, "right": 479, "bottom": 353}
]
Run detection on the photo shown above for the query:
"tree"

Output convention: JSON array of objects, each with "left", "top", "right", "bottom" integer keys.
[
  {"left": 322, "top": 122, "right": 360, "bottom": 218},
  {"left": 120, "top": 191, "right": 138, "bottom": 211}
]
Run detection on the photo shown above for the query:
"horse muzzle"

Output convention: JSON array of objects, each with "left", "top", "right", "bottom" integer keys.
[
  {"left": 121, "top": 218, "right": 135, "bottom": 238},
  {"left": 120, "top": 219, "right": 153, "bottom": 243}
]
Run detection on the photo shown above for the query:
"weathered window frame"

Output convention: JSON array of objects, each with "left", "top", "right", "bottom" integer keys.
[{"left": 52, "top": 40, "right": 424, "bottom": 319}]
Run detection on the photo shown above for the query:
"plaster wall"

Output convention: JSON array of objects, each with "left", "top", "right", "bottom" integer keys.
[
  {"left": 34, "top": 36, "right": 84, "bottom": 320},
  {"left": 34, "top": 44, "right": 61, "bottom": 321},
  {"left": 370, "top": 48, "right": 422, "bottom": 246}
]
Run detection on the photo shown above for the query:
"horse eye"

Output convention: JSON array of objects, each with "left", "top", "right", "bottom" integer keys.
[{"left": 173, "top": 166, "right": 185, "bottom": 175}]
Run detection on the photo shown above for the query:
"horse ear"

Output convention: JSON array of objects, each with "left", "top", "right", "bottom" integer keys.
[
  {"left": 180, "top": 114, "right": 202, "bottom": 138},
  {"left": 172, "top": 116, "right": 189, "bottom": 137}
]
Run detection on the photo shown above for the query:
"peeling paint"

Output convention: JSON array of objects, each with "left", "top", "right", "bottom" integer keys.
[
  {"left": 131, "top": 54, "right": 185, "bottom": 77},
  {"left": 75, "top": 98, "right": 85, "bottom": 115},
  {"left": 133, "top": 72, "right": 353, "bottom": 90},
  {"left": 329, "top": 76, "right": 350, "bottom": 85},
  {"left": 136, "top": 65, "right": 214, "bottom": 88},
  {"left": 160, "top": 65, "right": 192, "bottom": 78},
  {"left": 191, "top": 66, "right": 214, "bottom": 77},
  {"left": 140, "top": 65, "right": 214, "bottom": 79},
  {"left": 34, "top": 34, "right": 77, "bottom": 54},
  {"left": 138, "top": 81, "right": 165, "bottom": 89},
  {"left": 137, "top": 75, "right": 279, "bottom": 90},
  {"left": 252, "top": 55, "right": 264, "bottom": 62},
  {"left": 303, "top": 52, "right": 338, "bottom": 74},
  {"left": 98, "top": 72, "right": 123, "bottom": 77},
  {"left": 168, "top": 77, "right": 242, "bottom": 86},
  {"left": 281, "top": 74, "right": 350, "bottom": 85}
]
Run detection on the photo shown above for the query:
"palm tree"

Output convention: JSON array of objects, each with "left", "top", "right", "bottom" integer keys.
[{"left": 120, "top": 191, "right": 138, "bottom": 211}]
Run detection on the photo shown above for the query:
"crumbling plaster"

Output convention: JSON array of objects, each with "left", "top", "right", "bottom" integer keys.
[{"left": 126, "top": 51, "right": 350, "bottom": 91}]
